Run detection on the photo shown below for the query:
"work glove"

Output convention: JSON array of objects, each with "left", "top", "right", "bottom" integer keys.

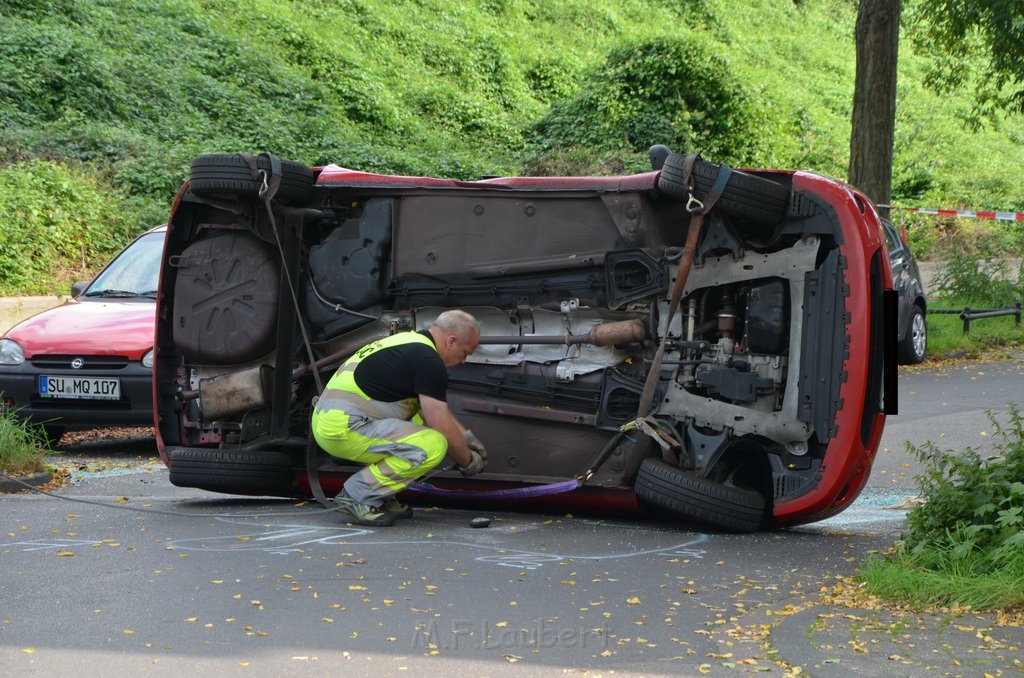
[
  {"left": 463, "top": 429, "right": 488, "bottom": 458},
  {"left": 459, "top": 449, "right": 486, "bottom": 477}
]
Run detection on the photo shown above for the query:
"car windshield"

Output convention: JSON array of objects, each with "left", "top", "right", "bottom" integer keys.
[{"left": 84, "top": 230, "right": 164, "bottom": 298}]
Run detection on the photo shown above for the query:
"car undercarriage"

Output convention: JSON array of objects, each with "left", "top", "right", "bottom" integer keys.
[{"left": 155, "top": 149, "right": 893, "bottom": 531}]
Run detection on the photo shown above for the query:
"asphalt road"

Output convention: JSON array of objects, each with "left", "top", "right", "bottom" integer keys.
[{"left": 2, "top": 355, "right": 1022, "bottom": 676}]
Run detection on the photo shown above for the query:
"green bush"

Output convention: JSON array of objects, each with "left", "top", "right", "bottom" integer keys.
[
  {"left": 931, "top": 247, "right": 1024, "bottom": 307},
  {"left": 861, "top": 406, "right": 1024, "bottom": 610},
  {"left": 0, "top": 160, "right": 139, "bottom": 295},
  {"left": 2, "top": 0, "right": 1024, "bottom": 295},
  {"left": 526, "top": 36, "right": 762, "bottom": 171}
]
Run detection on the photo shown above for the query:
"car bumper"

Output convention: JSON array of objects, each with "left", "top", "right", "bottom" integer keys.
[{"left": 0, "top": 365, "right": 153, "bottom": 428}]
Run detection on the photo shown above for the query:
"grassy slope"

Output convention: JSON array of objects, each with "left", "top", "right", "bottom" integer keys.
[{"left": 0, "top": 0, "right": 1022, "bottom": 293}]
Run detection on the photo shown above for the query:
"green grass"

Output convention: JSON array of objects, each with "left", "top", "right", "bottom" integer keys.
[
  {"left": 860, "top": 406, "right": 1024, "bottom": 612},
  {"left": 925, "top": 306, "right": 1024, "bottom": 359},
  {"left": 2, "top": 0, "right": 1024, "bottom": 294},
  {"left": 860, "top": 551, "right": 1024, "bottom": 611},
  {"left": 0, "top": 407, "right": 51, "bottom": 477}
]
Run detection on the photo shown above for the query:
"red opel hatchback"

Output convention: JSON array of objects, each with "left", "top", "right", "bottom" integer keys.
[
  {"left": 154, "top": 150, "right": 896, "bottom": 531},
  {"left": 0, "top": 225, "right": 166, "bottom": 443}
]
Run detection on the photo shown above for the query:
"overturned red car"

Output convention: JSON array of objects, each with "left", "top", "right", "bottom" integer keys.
[{"left": 154, "top": 149, "right": 895, "bottom": 531}]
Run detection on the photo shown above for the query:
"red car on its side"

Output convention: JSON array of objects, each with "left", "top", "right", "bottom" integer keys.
[
  {"left": 153, "top": 150, "right": 896, "bottom": 531},
  {"left": 0, "top": 226, "right": 166, "bottom": 443}
]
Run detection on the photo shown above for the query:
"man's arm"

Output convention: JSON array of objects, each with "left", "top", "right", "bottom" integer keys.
[{"left": 418, "top": 394, "right": 474, "bottom": 467}]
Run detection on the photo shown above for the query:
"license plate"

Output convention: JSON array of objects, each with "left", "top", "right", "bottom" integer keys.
[{"left": 39, "top": 375, "right": 121, "bottom": 400}]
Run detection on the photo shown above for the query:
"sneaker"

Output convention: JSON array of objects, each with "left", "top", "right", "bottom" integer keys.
[
  {"left": 335, "top": 495, "right": 396, "bottom": 527},
  {"left": 382, "top": 495, "right": 413, "bottom": 519}
]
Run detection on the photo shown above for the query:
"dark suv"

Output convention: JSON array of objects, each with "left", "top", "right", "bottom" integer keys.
[
  {"left": 882, "top": 219, "right": 927, "bottom": 364},
  {"left": 153, "top": 149, "right": 895, "bottom": 531}
]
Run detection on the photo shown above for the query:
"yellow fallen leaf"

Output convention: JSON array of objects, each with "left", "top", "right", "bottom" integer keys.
[
  {"left": 495, "top": 621, "right": 508, "bottom": 627},
  {"left": 114, "top": 497, "right": 130, "bottom": 504},
  {"left": 123, "top": 629, "right": 135, "bottom": 635},
  {"left": 23, "top": 648, "right": 36, "bottom": 654},
  {"left": 56, "top": 551, "right": 75, "bottom": 557},
  {"left": 348, "top": 585, "right": 366, "bottom": 591},
  {"left": 185, "top": 617, "right": 199, "bottom": 623},
  {"left": 236, "top": 536, "right": 250, "bottom": 541},
  {"left": 627, "top": 597, "right": 641, "bottom": 605},
  {"left": 707, "top": 652, "right": 732, "bottom": 659}
]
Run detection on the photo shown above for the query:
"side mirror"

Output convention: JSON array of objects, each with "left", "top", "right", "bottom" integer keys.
[{"left": 71, "top": 281, "right": 89, "bottom": 298}]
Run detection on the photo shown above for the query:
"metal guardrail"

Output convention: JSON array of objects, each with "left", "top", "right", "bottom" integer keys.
[{"left": 930, "top": 301, "right": 1022, "bottom": 334}]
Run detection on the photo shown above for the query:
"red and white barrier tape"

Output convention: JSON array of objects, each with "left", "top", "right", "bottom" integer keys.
[{"left": 877, "top": 205, "right": 1024, "bottom": 222}]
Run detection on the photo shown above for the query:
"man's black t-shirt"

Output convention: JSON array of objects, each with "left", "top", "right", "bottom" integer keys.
[{"left": 353, "top": 330, "right": 448, "bottom": 402}]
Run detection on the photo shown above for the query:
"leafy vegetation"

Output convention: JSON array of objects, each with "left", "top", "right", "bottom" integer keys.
[
  {"left": 0, "top": 161, "right": 137, "bottom": 295},
  {"left": 861, "top": 406, "right": 1024, "bottom": 611},
  {"left": 0, "top": 405, "right": 51, "bottom": 477},
  {"left": 908, "top": 0, "right": 1024, "bottom": 115},
  {"left": 0, "top": 0, "right": 1023, "bottom": 295},
  {"left": 921, "top": 247, "right": 1023, "bottom": 358}
]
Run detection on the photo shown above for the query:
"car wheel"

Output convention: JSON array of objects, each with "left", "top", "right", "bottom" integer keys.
[
  {"left": 634, "top": 457, "right": 766, "bottom": 532},
  {"left": 657, "top": 152, "right": 790, "bottom": 225},
  {"left": 189, "top": 154, "right": 315, "bottom": 205},
  {"left": 898, "top": 304, "right": 927, "bottom": 364},
  {"left": 167, "top": 446, "right": 296, "bottom": 496}
]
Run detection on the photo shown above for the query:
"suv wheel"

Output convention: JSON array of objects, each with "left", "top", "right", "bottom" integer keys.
[{"left": 899, "top": 304, "right": 927, "bottom": 364}]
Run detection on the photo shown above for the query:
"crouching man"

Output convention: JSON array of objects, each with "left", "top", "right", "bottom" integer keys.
[{"left": 311, "top": 310, "right": 488, "bottom": 526}]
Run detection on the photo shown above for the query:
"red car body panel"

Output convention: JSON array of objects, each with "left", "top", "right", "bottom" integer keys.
[{"left": 8, "top": 302, "right": 154, "bottom": 359}]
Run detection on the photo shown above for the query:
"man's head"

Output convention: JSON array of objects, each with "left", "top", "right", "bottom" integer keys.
[{"left": 429, "top": 310, "right": 480, "bottom": 368}]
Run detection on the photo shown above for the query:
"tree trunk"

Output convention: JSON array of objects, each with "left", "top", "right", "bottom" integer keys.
[{"left": 849, "top": 0, "right": 900, "bottom": 215}]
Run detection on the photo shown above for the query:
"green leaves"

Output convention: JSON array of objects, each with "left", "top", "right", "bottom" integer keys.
[
  {"left": 0, "top": 161, "right": 137, "bottom": 295},
  {"left": 526, "top": 35, "right": 762, "bottom": 170},
  {"left": 894, "top": 404, "right": 1024, "bottom": 595}
]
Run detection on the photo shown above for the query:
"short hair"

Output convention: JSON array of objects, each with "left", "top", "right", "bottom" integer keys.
[{"left": 432, "top": 309, "right": 479, "bottom": 340}]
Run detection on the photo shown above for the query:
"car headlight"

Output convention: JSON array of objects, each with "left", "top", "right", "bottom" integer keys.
[
  {"left": 142, "top": 348, "right": 154, "bottom": 369},
  {"left": 0, "top": 339, "right": 24, "bottom": 366}
]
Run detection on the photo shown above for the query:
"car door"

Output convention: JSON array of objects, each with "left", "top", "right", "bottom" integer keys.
[{"left": 882, "top": 219, "right": 912, "bottom": 339}]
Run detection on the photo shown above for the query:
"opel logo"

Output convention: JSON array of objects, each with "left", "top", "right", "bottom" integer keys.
[{"left": 71, "top": 358, "right": 85, "bottom": 369}]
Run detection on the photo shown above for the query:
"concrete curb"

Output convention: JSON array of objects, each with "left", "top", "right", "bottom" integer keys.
[{"left": 0, "top": 470, "right": 53, "bottom": 494}]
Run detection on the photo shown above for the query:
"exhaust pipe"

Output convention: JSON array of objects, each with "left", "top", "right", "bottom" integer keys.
[{"left": 476, "top": 318, "right": 647, "bottom": 346}]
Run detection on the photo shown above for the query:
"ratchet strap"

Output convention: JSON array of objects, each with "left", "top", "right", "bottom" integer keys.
[
  {"left": 244, "top": 152, "right": 332, "bottom": 507},
  {"left": 633, "top": 155, "right": 729, "bottom": 451}
]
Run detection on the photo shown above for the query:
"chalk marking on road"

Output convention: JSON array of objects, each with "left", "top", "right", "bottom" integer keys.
[
  {"left": 156, "top": 518, "right": 711, "bottom": 569},
  {"left": 7, "top": 538, "right": 104, "bottom": 551}
]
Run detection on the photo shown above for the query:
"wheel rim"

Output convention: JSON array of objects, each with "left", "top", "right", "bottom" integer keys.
[{"left": 911, "top": 312, "right": 926, "bottom": 358}]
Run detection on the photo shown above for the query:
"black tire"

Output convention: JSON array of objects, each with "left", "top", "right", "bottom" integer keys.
[
  {"left": 189, "top": 154, "right": 315, "bottom": 205},
  {"left": 898, "top": 304, "right": 927, "bottom": 364},
  {"left": 634, "top": 457, "right": 767, "bottom": 532},
  {"left": 167, "top": 446, "right": 296, "bottom": 496},
  {"left": 658, "top": 152, "right": 789, "bottom": 225}
]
